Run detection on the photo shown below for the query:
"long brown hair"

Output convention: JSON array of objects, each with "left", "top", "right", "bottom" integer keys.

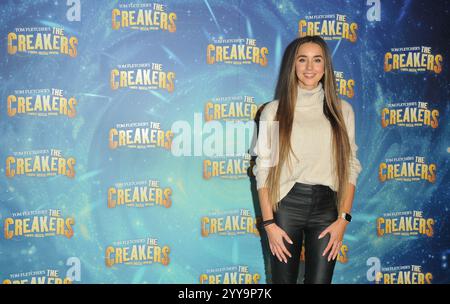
[{"left": 265, "top": 35, "right": 351, "bottom": 212}]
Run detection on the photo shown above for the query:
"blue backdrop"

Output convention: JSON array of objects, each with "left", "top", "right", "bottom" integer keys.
[{"left": 1, "top": 0, "right": 449, "bottom": 284}]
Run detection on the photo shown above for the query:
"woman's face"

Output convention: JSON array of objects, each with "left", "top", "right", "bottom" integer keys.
[{"left": 295, "top": 42, "right": 325, "bottom": 90}]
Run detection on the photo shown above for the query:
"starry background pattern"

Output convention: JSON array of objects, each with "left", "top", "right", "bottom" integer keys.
[{"left": 0, "top": 0, "right": 449, "bottom": 283}]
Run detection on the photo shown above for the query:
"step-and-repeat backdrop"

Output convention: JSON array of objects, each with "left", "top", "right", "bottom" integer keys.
[{"left": 1, "top": 0, "right": 449, "bottom": 284}]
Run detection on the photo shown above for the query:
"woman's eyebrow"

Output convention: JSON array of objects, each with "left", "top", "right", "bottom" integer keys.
[{"left": 297, "top": 54, "right": 324, "bottom": 58}]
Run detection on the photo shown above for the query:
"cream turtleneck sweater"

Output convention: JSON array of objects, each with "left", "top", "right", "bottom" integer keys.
[{"left": 252, "top": 82, "right": 362, "bottom": 203}]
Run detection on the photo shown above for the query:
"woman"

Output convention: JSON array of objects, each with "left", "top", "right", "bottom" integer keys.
[{"left": 253, "top": 35, "right": 362, "bottom": 284}]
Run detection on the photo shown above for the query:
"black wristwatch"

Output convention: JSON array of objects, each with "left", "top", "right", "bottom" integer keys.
[{"left": 340, "top": 212, "right": 352, "bottom": 223}]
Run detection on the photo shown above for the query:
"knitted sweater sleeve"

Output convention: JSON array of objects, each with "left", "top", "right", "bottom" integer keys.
[
  {"left": 252, "top": 102, "right": 279, "bottom": 190},
  {"left": 344, "top": 101, "right": 363, "bottom": 186}
]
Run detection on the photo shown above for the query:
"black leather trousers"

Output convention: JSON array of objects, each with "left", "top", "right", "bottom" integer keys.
[{"left": 271, "top": 182, "right": 338, "bottom": 284}]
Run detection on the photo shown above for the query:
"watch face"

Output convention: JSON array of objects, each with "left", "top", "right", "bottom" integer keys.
[{"left": 344, "top": 213, "right": 352, "bottom": 222}]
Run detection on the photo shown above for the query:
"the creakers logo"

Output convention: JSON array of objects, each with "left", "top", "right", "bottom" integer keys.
[
  {"left": 108, "top": 179, "right": 172, "bottom": 208},
  {"left": 200, "top": 265, "right": 261, "bottom": 284},
  {"left": 298, "top": 14, "right": 358, "bottom": 42},
  {"left": 110, "top": 62, "right": 175, "bottom": 92},
  {"left": 7, "top": 26, "right": 78, "bottom": 57},
  {"left": 7, "top": 88, "right": 78, "bottom": 118},
  {"left": 5, "top": 149, "right": 76, "bottom": 178},
  {"left": 378, "top": 156, "right": 436, "bottom": 183},
  {"left": 108, "top": 121, "right": 173, "bottom": 150},
  {"left": 204, "top": 96, "right": 258, "bottom": 122},
  {"left": 367, "top": 257, "right": 433, "bottom": 284},
  {"left": 203, "top": 154, "right": 252, "bottom": 179},
  {"left": 105, "top": 237, "right": 170, "bottom": 267},
  {"left": 207, "top": 38, "right": 268, "bottom": 66},
  {"left": 334, "top": 71, "right": 354, "bottom": 99},
  {"left": 377, "top": 210, "right": 434, "bottom": 237},
  {"left": 112, "top": 2, "right": 176, "bottom": 32},
  {"left": 3, "top": 270, "right": 72, "bottom": 284},
  {"left": 3, "top": 209, "right": 75, "bottom": 240},
  {"left": 201, "top": 209, "right": 259, "bottom": 237},
  {"left": 3, "top": 257, "right": 81, "bottom": 284},
  {"left": 376, "top": 265, "right": 433, "bottom": 284},
  {"left": 300, "top": 243, "right": 349, "bottom": 264},
  {"left": 384, "top": 46, "right": 443, "bottom": 73},
  {"left": 381, "top": 101, "right": 439, "bottom": 128}
]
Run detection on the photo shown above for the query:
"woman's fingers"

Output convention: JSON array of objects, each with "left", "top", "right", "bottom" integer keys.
[
  {"left": 274, "top": 246, "right": 285, "bottom": 263},
  {"left": 275, "top": 245, "right": 288, "bottom": 263},
  {"left": 332, "top": 243, "right": 339, "bottom": 260},
  {"left": 279, "top": 242, "right": 292, "bottom": 258},
  {"left": 328, "top": 241, "right": 339, "bottom": 261},
  {"left": 275, "top": 252, "right": 282, "bottom": 263},
  {"left": 322, "top": 237, "right": 334, "bottom": 256},
  {"left": 318, "top": 231, "right": 326, "bottom": 239},
  {"left": 272, "top": 243, "right": 288, "bottom": 263},
  {"left": 271, "top": 243, "right": 281, "bottom": 261},
  {"left": 269, "top": 243, "right": 275, "bottom": 256},
  {"left": 318, "top": 227, "right": 329, "bottom": 239},
  {"left": 328, "top": 241, "right": 337, "bottom": 261},
  {"left": 268, "top": 227, "right": 295, "bottom": 263},
  {"left": 333, "top": 248, "right": 339, "bottom": 261},
  {"left": 278, "top": 233, "right": 292, "bottom": 260},
  {"left": 333, "top": 241, "right": 342, "bottom": 260},
  {"left": 282, "top": 232, "right": 293, "bottom": 245}
]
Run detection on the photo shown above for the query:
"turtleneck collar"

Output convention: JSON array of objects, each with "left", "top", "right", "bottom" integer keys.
[{"left": 296, "top": 81, "right": 324, "bottom": 108}]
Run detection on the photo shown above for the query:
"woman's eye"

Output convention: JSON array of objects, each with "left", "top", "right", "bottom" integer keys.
[{"left": 298, "top": 58, "right": 321, "bottom": 63}]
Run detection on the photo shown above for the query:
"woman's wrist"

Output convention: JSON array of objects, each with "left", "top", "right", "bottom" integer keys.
[
  {"left": 262, "top": 218, "right": 276, "bottom": 229},
  {"left": 264, "top": 223, "right": 276, "bottom": 231},
  {"left": 337, "top": 217, "right": 349, "bottom": 226}
]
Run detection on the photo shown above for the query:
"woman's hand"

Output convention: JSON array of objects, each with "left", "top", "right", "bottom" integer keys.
[
  {"left": 318, "top": 218, "right": 348, "bottom": 261},
  {"left": 265, "top": 224, "right": 293, "bottom": 263}
]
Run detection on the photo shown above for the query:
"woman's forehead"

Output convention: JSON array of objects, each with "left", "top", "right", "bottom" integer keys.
[{"left": 296, "top": 43, "right": 324, "bottom": 56}]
